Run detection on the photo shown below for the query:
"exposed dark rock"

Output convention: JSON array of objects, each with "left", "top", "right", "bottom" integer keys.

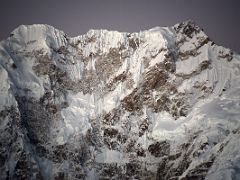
[
  {"left": 57, "top": 46, "right": 69, "bottom": 55},
  {"left": 185, "top": 157, "right": 215, "bottom": 180},
  {"left": 0, "top": 22, "right": 238, "bottom": 179},
  {"left": 175, "top": 21, "right": 201, "bottom": 38},
  {"left": 218, "top": 49, "right": 233, "bottom": 61},
  {"left": 117, "top": 134, "right": 127, "bottom": 144},
  {"left": 107, "top": 72, "right": 127, "bottom": 91},
  {"left": 200, "top": 60, "right": 210, "bottom": 71},
  {"left": 126, "top": 163, "right": 141, "bottom": 177},
  {"left": 103, "top": 108, "right": 122, "bottom": 125},
  {"left": 128, "top": 37, "right": 140, "bottom": 50},
  {"left": 11, "top": 63, "right": 17, "bottom": 69},
  {"left": 137, "top": 148, "right": 146, "bottom": 157},
  {"left": 139, "top": 119, "right": 149, "bottom": 137},
  {"left": 148, "top": 141, "right": 170, "bottom": 157},
  {"left": 16, "top": 97, "right": 52, "bottom": 144},
  {"left": 103, "top": 128, "right": 119, "bottom": 138},
  {"left": 122, "top": 88, "right": 142, "bottom": 112}
]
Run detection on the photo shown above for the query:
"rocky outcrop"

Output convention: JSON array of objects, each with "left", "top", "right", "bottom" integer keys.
[{"left": 0, "top": 21, "right": 240, "bottom": 179}]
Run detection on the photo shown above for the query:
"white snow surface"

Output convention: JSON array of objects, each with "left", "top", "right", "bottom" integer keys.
[{"left": 1, "top": 22, "right": 240, "bottom": 179}]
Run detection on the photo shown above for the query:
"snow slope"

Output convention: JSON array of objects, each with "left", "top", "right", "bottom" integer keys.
[{"left": 0, "top": 21, "right": 240, "bottom": 179}]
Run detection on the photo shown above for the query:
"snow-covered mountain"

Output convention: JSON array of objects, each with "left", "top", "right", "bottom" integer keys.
[{"left": 0, "top": 21, "right": 240, "bottom": 180}]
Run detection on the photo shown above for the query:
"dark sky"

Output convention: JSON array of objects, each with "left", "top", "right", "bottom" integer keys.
[{"left": 0, "top": 0, "right": 239, "bottom": 53}]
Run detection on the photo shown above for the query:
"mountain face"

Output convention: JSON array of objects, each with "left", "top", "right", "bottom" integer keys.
[{"left": 0, "top": 21, "right": 240, "bottom": 180}]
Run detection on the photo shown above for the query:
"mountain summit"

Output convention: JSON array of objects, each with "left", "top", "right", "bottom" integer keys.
[{"left": 0, "top": 21, "right": 240, "bottom": 179}]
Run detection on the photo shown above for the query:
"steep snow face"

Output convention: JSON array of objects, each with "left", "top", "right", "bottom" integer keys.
[{"left": 0, "top": 21, "right": 240, "bottom": 179}]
